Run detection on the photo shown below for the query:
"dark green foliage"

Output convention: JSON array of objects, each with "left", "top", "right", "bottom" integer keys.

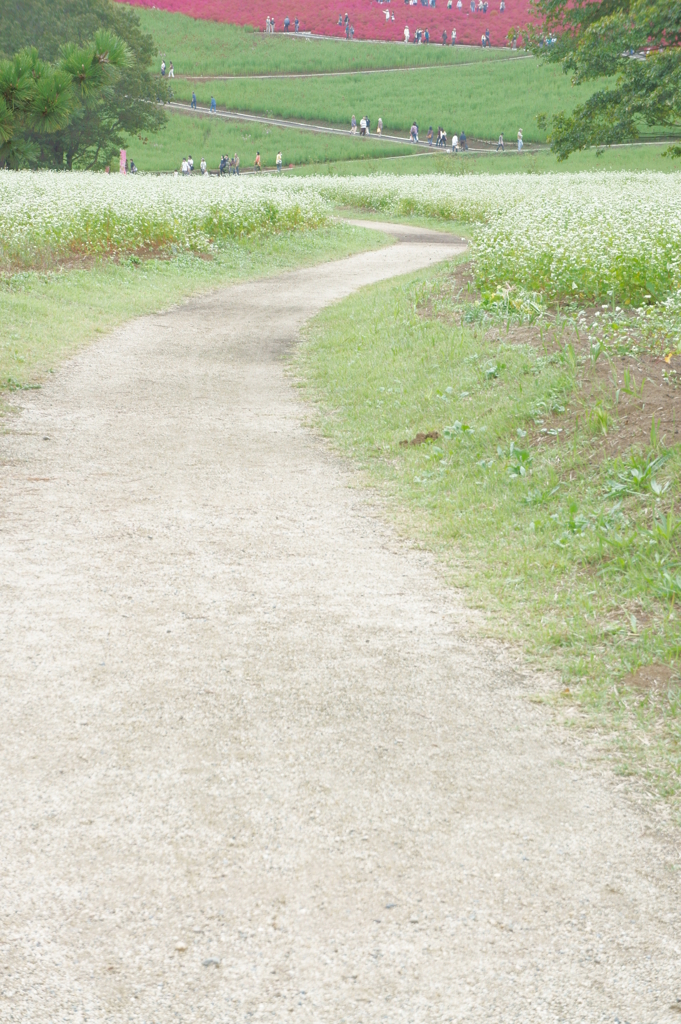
[
  {"left": 528, "top": 0, "right": 681, "bottom": 159},
  {"left": 0, "top": 0, "right": 168, "bottom": 168}
]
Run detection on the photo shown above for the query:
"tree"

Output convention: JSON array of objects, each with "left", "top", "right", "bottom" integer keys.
[
  {"left": 527, "top": 0, "right": 681, "bottom": 159},
  {"left": 0, "top": 33, "right": 132, "bottom": 169},
  {"left": 0, "top": 0, "right": 169, "bottom": 169}
]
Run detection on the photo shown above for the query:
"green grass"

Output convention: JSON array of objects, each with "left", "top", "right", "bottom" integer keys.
[
  {"left": 170, "top": 56, "right": 599, "bottom": 143},
  {"left": 129, "top": 110, "right": 678, "bottom": 174},
  {"left": 135, "top": 6, "right": 518, "bottom": 75},
  {"left": 0, "top": 222, "right": 389, "bottom": 401},
  {"left": 296, "top": 258, "right": 681, "bottom": 813},
  {"left": 126, "top": 110, "right": 413, "bottom": 172},
  {"left": 294, "top": 143, "right": 680, "bottom": 175}
]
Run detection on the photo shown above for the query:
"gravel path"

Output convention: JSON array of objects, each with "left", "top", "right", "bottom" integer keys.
[{"left": 1, "top": 228, "right": 679, "bottom": 1023}]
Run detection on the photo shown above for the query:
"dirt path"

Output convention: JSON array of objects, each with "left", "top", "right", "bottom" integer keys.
[{"left": 0, "top": 229, "right": 679, "bottom": 1023}]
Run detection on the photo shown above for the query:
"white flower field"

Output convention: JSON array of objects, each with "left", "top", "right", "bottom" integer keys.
[
  {"left": 318, "top": 171, "right": 681, "bottom": 306},
  {"left": 0, "top": 171, "right": 328, "bottom": 269},
  {"left": 2, "top": 169, "right": 680, "bottom": 310}
]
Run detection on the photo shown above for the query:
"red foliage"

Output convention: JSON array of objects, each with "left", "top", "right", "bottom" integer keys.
[{"left": 118, "top": 0, "right": 532, "bottom": 48}]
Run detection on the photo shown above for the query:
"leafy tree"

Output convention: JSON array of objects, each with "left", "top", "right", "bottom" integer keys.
[
  {"left": 527, "top": 0, "right": 681, "bottom": 159},
  {"left": 0, "top": 0, "right": 168, "bottom": 169}
]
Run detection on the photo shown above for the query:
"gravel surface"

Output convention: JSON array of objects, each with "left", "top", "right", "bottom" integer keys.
[{"left": 0, "top": 228, "right": 679, "bottom": 1023}]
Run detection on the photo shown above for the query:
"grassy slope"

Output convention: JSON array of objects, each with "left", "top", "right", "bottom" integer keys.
[
  {"left": 1, "top": 223, "right": 389, "bottom": 401},
  {"left": 128, "top": 4, "right": 674, "bottom": 170},
  {"left": 296, "top": 258, "right": 681, "bottom": 814},
  {"left": 126, "top": 110, "right": 412, "bottom": 172},
  {"left": 134, "top": 6, "right": 517, "bottom": 75},
  {"left": 170, "top": 58, "right": 598, "bottom": 144},
  {"left": 128, "top": 110, "right": 676, "bottom": 174},
  {"left": 293, "top": 143, "right": 679, "bottom": 175}
]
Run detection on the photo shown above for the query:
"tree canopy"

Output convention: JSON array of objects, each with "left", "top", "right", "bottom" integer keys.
[
  {"left": 528, "top": 0, "right": 681, "bottom": 159},
  {"left": 0, "top": 0, "right": 168, "bottom": 169}
]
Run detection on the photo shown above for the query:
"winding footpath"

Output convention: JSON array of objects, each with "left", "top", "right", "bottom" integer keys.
[{"left": 0, "top": 225, "right": 679, "bottom": 1023}]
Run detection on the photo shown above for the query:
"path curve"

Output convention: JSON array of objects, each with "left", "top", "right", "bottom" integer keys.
[{"left": 0, "top": 230, "right": 679, "bottom": 1023}]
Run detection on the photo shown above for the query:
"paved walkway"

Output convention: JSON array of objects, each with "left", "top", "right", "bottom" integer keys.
[{"left": 0, "top": 228, "right": 679, "bottom": 1022}]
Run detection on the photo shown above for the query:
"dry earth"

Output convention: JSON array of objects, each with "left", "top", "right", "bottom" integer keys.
[{"left": 0, "top": 225, "right": 680, "bottom": 1024}]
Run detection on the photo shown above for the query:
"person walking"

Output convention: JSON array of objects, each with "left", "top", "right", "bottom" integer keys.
[
  {"left": 168, "top": 62, "right": 174, "bottom": 78},
  {"left": 517, "top": 128, "right": 523, "bottom": 152},
  {"left": 404, "top": 24, "right": 410, "bottom": 42},
  {"left": 254, "top": 151, "right": 261, "bottom": 171},
  {"left": 442, "top": 29, "right": 447, "bottom": 44},
  {"left": 351, "top": 113, "right": 357, "bottom": 133},
  {"left": 451, "top": 27, "right": 457, "bottom": 43},
  {"left": 233, "top": 152, "right": 240, "bottom": 174},
  {"left": 181, "top": 157, "right": 188, "bottom": 175},
  {"left": 377, "top": 116, "right": 383, "bottom": 135},
  {"left": 284, "top": 16, "right": 290, "bottom": 30},
  {"left": 210, "top": 96, "right": 216, "bottom": 113},
  {"left": 219, "top": 154, "right": 227, "bottom": 175},
  {"left": 187, "top": 154, "right": 194, "bottom": 172},
  {"left": 496, "top": 132, "right": 504, "bottom": 151},
  {"left": 295, "top": 16, "right": 299, "bottom": 31},
  {"left": 266, "top": 15, "right": 271, "bottom": 32},
  {"left": 276, "top": 151, "right": 282, "bottom": 172},
  {"left": 460, "top": 128, "right": 467, "bottom": 149},
  {"left": 191, "top": 91, "right": 197, "bottom": 109},
  {"left": 200, "top": 156, "right": 207, "bottom": 174},
  {"left": 161, "top": 59, "right": 166, "bottom": 76},
  {"left": 451, "top": 132, "right": 458, "bottom": 152}
]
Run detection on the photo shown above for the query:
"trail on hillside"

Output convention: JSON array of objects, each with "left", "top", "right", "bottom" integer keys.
[
  {"left": 169, "top": 100, "right": 542, "bottom": 153},
  {"left": 178, "top": 54, "right": 533, "bottom": 80},
  {"left": 0, "top": 226, "right": 679, "bottom": 1023}
]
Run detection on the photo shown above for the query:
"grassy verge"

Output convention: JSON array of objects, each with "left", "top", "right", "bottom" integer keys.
[
  {"left": 296, "top": 255, "right": 681, "bottom": 817},
  {"left": 293, "top": 143, "right": 679, "bottom": 175},
  {"left": 134, "top": 6, "right": 517, "bottom": 75},
  {"left": 125, "top": 110, "right": 412, "bottom": 173},
  {"left": 171, "top": 58, "right": 598, "bottom": 144},
  {"left": 1, "top": 222, "right": 389, "bottom": 406}
]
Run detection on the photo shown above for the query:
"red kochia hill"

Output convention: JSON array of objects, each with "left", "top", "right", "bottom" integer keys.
[{"left": 116, "top": 0, "right": 532, "bottom": 48}]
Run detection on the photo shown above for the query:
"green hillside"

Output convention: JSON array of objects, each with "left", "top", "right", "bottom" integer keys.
[{"left": 134, "top": 6, "right": 518, "bottom": 75}]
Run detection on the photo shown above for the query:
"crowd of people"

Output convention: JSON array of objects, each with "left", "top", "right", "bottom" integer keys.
[
  {"left": 350, "top": 114, "right": 384, "bottom": 135},
  {"left": 407, "top": 121, "right": 468, "bottom": 149},
  {"left": 402, "top": 0, "right": 507, "bottom": 45},
  {"left": 174, "top": 152, "right": 285, "bottom": 175},
  {"left": 337, "top": 13, "right": 356, "bottom": 37},
  {"left": 266, "top": 15, "right": 301, "bottom": 32}
]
